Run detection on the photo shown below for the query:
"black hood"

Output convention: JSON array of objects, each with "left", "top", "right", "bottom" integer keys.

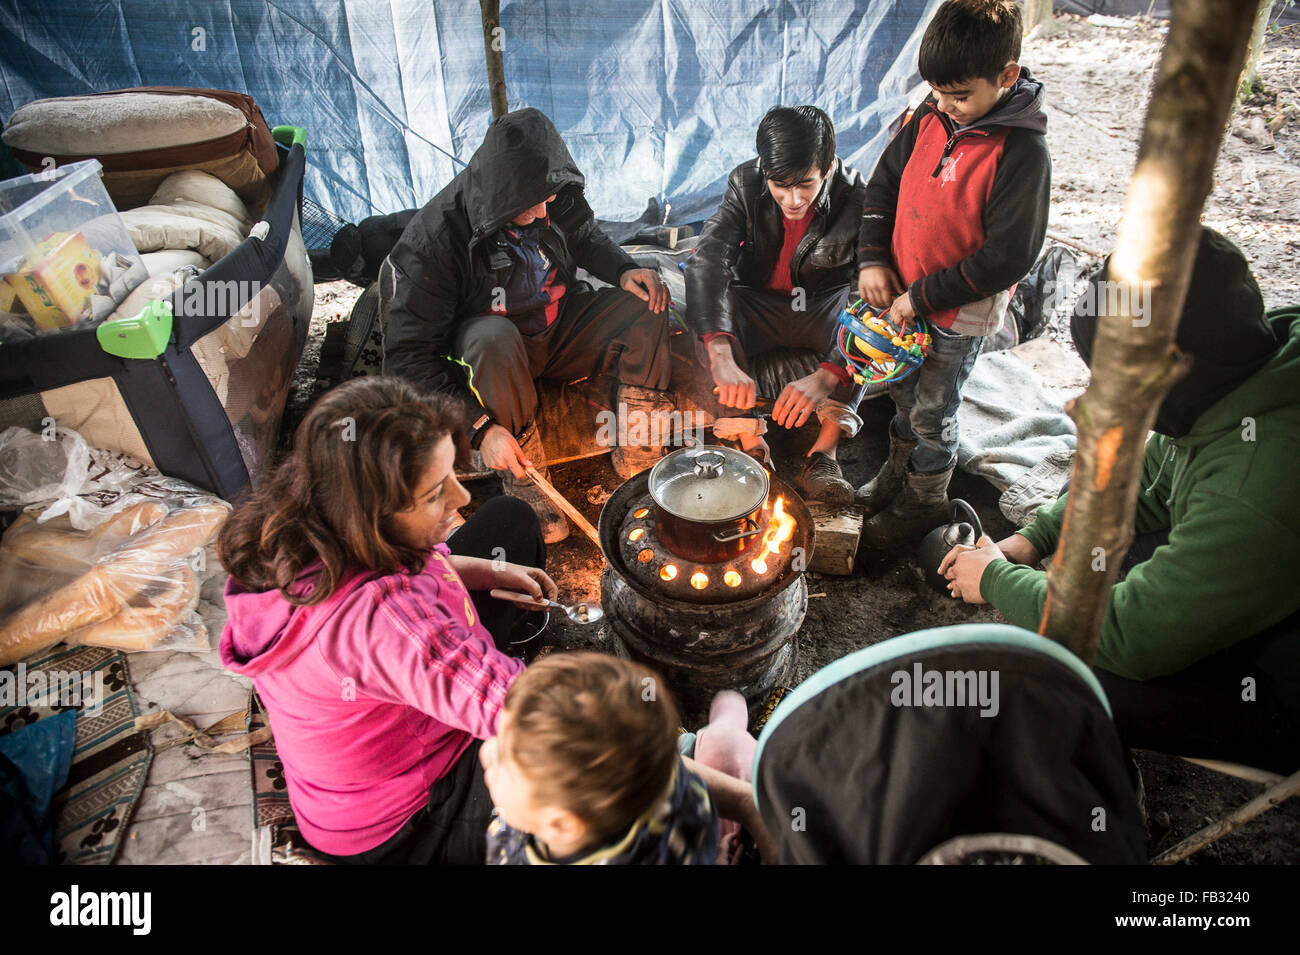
[
  {"left": 1071, "top": 227, "right": 1281, "bottom": 438},
  {"left": 463, "top": 108, "right": 585, "bottom": 242}
]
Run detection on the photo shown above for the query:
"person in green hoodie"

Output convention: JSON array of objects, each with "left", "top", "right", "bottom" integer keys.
[{"left": 940, "top": 228, "right": 1300, "bottom": 773}]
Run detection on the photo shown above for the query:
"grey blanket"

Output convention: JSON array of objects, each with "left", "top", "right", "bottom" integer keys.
[{"left": 956, "top": 341, "right": 1086, "bottom": 526}]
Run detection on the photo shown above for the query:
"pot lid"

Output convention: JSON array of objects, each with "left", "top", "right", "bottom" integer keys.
[{"left": 648, "top": 446, "right": 769, "bottom": 522}]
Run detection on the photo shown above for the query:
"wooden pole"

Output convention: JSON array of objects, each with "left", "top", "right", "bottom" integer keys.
[
  {"left": 1152, "top": 768, "right": 1300, "bottom": 864},
  {"left": 480, "top": 0, "right": 508, "bottom": 119},
  {"left": 1038, "top": 0, "right": 1259, "bottom": 663},
  {"left": 525, "top": 465, "right": 601, "bottom": 546}
]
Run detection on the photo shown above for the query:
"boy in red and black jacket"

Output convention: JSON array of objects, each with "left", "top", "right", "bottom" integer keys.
[{"left": 855, "top": 0, "right": 1051, "bottom": 548}]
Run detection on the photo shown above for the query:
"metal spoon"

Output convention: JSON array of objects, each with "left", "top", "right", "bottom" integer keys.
[{"left": 489, "top": 589, "right": 604, "bottom": 625}]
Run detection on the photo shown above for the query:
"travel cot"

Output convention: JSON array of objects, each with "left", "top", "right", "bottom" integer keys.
[
  {"left": 0, "top": 98, "right": 311, "bottom": 501},
  {"left": 753, "top": 624, "right": 1148, "bottom": 864}
]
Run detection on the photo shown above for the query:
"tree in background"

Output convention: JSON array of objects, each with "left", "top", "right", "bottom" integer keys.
[
  {"left": 1239, "top": 1, "right": 1277, "bottom": 101},
  {"left": 1040, "top": 0, "right": 1260, "bottom": 663},
  {"left": 480, "top": 0, "right": 508, "bottom": 119},
  {"left": 1021, "top": 0, "right": 1057, "bottom": 35}
]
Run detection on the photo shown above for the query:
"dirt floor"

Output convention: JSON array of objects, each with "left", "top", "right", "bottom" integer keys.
[{"left": 283, "top": 14, "right": 1300, "bottom": 864}]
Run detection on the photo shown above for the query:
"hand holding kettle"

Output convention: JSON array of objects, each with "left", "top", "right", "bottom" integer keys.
[
  {"left": 938, "top": 533, "right": 1041, "bottom": 604},
  {"left": 938, "top": 536, "right": 1003, "bottom": 604}
]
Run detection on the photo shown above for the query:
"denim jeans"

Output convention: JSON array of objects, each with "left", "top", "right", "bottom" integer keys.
[{"left": 888, "top": 323, "right": 984, "bottom": 474}]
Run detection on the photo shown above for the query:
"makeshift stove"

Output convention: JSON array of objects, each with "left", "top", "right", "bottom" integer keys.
[{"left": 599, "top": 446, "right": 813, "bottom": 716}]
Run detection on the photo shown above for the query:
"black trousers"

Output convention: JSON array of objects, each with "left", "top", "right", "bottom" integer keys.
[
  {"left": 455, "top": 286, "right": 673, "bottom": 436},
  {"left": 715, "top": 285, "right": 856, "bottom": 401},
  {"left": 325, "top": 495, "right": 545, "bottom": 865},
  {"left": 446, "top": 495, "right": 548, "bottom": 654},
  {"left": 1095, "top": 645, "right": 1300, "bottom": 775},
  {"left": 1086, "top": 526, "right": 1300, "bottom": 773}
]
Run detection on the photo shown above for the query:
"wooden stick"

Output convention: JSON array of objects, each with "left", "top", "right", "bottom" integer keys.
[
  {"left": 1180, "top": 757, "right": 1283, "bottom": 787},
  {"left": 1152, "top": 768, "right": 1300, "bottom": 865},
  {"left": 525, "top": 466, "right": 601, "bottom": 546},
  {"left": 1047, "top": 99, "right": 1121, "bottom": 139},
  {"left": 478, "top": 0, "right": 507, "bottom": 119}
]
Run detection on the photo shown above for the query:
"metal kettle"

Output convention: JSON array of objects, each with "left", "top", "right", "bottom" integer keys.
[{"left": 916, "top": 499, "right": 985, "bottom": 593}]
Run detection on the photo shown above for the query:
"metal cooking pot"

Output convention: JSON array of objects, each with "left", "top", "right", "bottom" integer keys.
[{"left": 647, "top": 446, "right": 770, "bottom": 563}]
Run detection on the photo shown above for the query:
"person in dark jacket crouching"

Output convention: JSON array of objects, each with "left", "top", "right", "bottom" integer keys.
[
  {"left": 383, "top": 109, "right": 674, "bottom": 542},
  {"left": 685, "top": 106, "right": 869, "bottom": 505}
]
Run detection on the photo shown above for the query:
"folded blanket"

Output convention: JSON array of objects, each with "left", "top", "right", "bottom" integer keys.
[
  {"left": 120, "top": 170, "right": 252, "bottom": 263},
  {"left": 956, "top": 338, "right": 1089, "bottom": 526}
]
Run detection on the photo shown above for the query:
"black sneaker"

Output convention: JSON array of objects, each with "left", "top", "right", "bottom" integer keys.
[{"left": 796, "top": 451, "right": 853, "bottom": 506}]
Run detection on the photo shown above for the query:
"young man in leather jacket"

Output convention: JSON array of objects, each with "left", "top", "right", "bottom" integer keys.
[{"left": 685, "top": 106, "right": 868, "bottom": 505}]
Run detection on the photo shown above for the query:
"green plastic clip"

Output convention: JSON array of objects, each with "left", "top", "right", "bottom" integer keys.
[
  {"left": 97, "top": 299, "right": 173, "bottom": 360},
  {"left": 272, "top": 125, "right": 307, "bottom": 149}
]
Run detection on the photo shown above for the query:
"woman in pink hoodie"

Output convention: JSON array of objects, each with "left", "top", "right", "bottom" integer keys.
[{"left": 218, "top": 376, "right": 556, "bottom": 864}]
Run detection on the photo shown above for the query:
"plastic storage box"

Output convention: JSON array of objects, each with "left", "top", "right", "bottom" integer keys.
[{"left": 0, "top": 160, "right": 147, "bottom": 339}]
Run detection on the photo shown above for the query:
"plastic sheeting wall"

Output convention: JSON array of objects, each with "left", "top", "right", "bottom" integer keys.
[{"left": 1, "top": 1, "right": 938, "bottom": 224}]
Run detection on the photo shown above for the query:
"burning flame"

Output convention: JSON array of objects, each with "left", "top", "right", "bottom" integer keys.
[
  {"left": 660, "top": 564, "right": 678, "bottom": 581},
  {"left": 628, "top": 527, "right": 645, "bottom": 541},
  {"left": 724, "top": 570, "right": 742, "bottom": 587},
  {"left": 690, "top": 571, "right": 709, "bottom": 590},
  {"left": 750, "top": 495, "right": 797, "bottom": 574}
]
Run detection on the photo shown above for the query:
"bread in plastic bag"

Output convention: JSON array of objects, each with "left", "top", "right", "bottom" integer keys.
[{"left": 0, "top": 425, "right": 231, "bottom": 664}]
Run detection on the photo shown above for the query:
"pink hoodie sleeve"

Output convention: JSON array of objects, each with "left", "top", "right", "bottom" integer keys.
[{"left": 323, "top": 568, "right": 524, "bottom": 740}]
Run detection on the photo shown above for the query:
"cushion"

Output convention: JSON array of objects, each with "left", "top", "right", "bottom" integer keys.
[{"left": 149, "top": 171, "right": 252, "bottom": 231}]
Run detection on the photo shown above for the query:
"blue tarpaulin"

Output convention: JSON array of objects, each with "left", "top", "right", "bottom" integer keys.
[{"left": 1, "top": 1, "right": 938, "bottom": 223}]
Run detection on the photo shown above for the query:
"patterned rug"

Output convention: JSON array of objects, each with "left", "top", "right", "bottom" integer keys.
[
  {"left": 0, "top": 644, "right": 151, "bottom": 864},
  {"left": 247, "top": 691, "right": 332, "bottom": 864}
]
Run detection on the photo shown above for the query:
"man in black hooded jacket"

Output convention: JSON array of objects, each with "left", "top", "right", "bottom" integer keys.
[{"left": 383, "top": 109, "right": 673, "bottom": 542}]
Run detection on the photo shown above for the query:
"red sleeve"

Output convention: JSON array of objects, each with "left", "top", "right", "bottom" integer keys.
[{"left": 818, "top": 361, "right": 852, "bottom": 388}]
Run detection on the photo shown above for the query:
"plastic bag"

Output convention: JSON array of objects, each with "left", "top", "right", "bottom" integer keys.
[
  {"left": 1005, "top": 245, "right": 1096, "bottom": 344},
  {"left": 0, "top": 426, "right": 231, "bottom": 664}
]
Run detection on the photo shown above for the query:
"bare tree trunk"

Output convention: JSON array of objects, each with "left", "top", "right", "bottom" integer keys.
[
  {"left": 480, "top": 0, "right": 508, "bottom": 119},
  {"left": 1038, "top": 0, "right": 1259, "bottom": 664},
  {"left": 1021, "top": 0, "right": 1057, "bottom": 36},
  {"left": 1238, "top": 1, "right": 1276, "bottom": 102}
]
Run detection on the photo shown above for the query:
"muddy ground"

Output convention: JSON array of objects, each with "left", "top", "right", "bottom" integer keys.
[{"left": 284, "top": 15, "right": 1300, "bottom": 864}]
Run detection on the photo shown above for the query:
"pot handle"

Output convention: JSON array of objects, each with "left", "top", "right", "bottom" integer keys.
[
  {"left": 712, "top": 518, "right": 764, "bottom": 543},
  {"left": 692, "top": 449, "right": 728, "bottom": 478}
]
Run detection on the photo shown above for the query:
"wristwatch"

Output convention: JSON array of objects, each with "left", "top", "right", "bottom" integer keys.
[{"left": 469, "top": 413, "right": 495, "bottom": 450}]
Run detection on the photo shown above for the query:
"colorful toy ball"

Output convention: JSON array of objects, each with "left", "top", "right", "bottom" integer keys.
[{"left": 835, "top": 299, "right": 931, "bottom": 385}]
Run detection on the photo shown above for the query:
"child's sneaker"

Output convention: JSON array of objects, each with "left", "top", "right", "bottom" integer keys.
[{"left": 796, "top": 451, "right": 853, "bottom": 506}]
